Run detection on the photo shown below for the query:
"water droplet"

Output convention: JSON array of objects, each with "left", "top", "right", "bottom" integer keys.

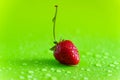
[
  {"left": 28, "top": 75, "right": 33, "bottom": 79},
  {"left": 84, "top": 77, "right": 88, "bottom": 80},
  {"left": 111, "top": 56, "right": 116, "bottom": 59},
  {"left": 95, "top": 54, "right": 101, "bottom": 58},
  {"left": 62, "top": 69, "right": 65, "bottom": 72},
  {"left": 107, "top": 70, "right": 112, "bottom": 73},
  {"left": 22, "top": 62, "right": 27, "bottom": 66},
  {"left": 72, "top": 76, "right": 76, "bottom": 79},
  {"left": 28, "top": 70, "right": 34, "bottom": 74},
  {"left": 20, "top": 75, "right": 25, "bottom": 79},
  {"left": 103, "top": 61, "right": 107, "bottom": 64},
  {"left": 81, "top": 55, "right": 86, "bottom": 58},
  {"left": 104, "top": 52, "right": 109, "bottom": 56},
  {"left": 10, "top": 78, "right": 14, "bottom": 80},
  {"left": 56, "top": 69, "right": 61, "bottom": 73},
  {"left": 50, "top": 68, "right": 55, "bottom": 72},
  {"left": 45, "top": 73, "right": 51, "bottom": 77},
  {"left": 65, "top": 73, "right": 67, "bottom": 76},
  {"left": 21, "top": 71, "right": 25, "bottom": 74},
  {"left": 95, "top": 63, "right": 102, "bottom": 67},
  {"left": 103, "top": 56, "right": 108, "bottom": 59},
  {"left": 113, "top": 61, "right": 119, "bottom": 65},
  {"left": 66, "top": 71, "right": 71, "bottom": 74},
  {"left": 80, "top": 74, "right": 82, "bottom": 77},
  {"left": 33, "top": 78, "right": 37, "bottom": 80},
  {"left": 51, "top": 76, "right": 57, "bottom": 80},
  {"left": 81, "top": 68, "right": 85, "bottom": 70},
  {"left": 109, "top": 64, "right": 115, "bottom": 67},
  {"left": 35, "top": 68, "right": 40, "bottom": 71},
  {"left": 86, "top": 68, "right": 90, "bottom": 72},
  {"left": 41, "top": 68, "right": 47, "bottom": 72},
  {"left": 116, "top": 66, "right": 120, "bottom": 70},
  {"left": 107, "top": 73, "right": 112, "bottom": 76}
]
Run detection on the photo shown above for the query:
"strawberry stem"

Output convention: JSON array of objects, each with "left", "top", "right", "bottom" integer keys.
[{"left": 52, "top": 5, "right": 58, "bottom": 44}]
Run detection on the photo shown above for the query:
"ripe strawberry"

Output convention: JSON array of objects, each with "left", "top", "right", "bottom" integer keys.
[
  {"left": 53, "top": 40, "right": 79, "bottom": 65},
  {"left": 51, "top": 5, "right": 80, "bottom": 65}
]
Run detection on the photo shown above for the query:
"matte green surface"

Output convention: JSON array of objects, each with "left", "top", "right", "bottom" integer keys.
[{"left": 0, "top": 0, "right": 120, "bottom": 80}]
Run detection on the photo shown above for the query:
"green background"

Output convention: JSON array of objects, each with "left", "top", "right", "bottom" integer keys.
[{"left": 0, "top": 0, "right": 120, "bottom": 80}]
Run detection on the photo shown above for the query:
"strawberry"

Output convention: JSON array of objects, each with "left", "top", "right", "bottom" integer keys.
[
  {"left": 50, "top": 5, "right": 80, "bottom": 65},
  {"left": 53, "top": 40, "right": 79, "bottom": 65}
]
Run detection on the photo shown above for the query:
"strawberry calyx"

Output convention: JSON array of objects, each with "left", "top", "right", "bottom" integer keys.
[
  {"left": 54, "top": 41, "right": 58, "bottom": 44},
  {"left": 50, "top": 45, "right": 56, "bottom": 51},
  {"left": 50, "top": 39, "right": 64, "bottom": 51},
  {"left": 50, "top": 41, "right": 58, "bottom": 51}
]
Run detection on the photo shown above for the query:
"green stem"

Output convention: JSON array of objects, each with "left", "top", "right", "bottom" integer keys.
[{"left": 53, "top": 5, "right": 58, "bottom": 44}]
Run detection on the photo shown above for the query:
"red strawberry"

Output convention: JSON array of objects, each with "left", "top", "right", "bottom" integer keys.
[
  {"left": 54, "top": 40, "right": 80, "bottom": 65},
  {"left": 50, "top": 5, "right": 80, "bottom": 65}
]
